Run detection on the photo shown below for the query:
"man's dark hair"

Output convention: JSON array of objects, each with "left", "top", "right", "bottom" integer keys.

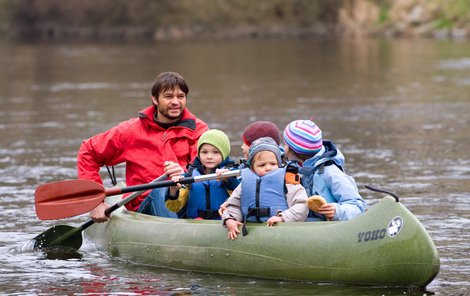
[{"left": 151, "top": 72, "right": 189, "bottom": 99}]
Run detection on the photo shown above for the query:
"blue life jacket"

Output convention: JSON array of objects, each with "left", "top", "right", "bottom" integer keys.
[
  {"left": 186, "top": 168, "right": 230, "bottom": 219},
  {"left": 240, "top": 167, "right": 288, "bottom": 222}
]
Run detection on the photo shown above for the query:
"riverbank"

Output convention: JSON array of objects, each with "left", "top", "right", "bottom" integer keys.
[
  {"left": 339, "top": 0, "right": 470, "bottom": 39},
  {"left": 1, "top": 0, "right": 469, "bottom": 41}
]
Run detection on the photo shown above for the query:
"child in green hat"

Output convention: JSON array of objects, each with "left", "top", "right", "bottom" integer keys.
[{"left": 165, "top": 129, "right": 240, "bottom": 219}]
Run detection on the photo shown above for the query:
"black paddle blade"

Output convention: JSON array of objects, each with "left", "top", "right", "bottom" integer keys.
[
  {"left": 33, "top": 225, "right": 83, "bottom": 251},
  {"left": 43, "top": 249, "right": 83, "bottom": 260}
]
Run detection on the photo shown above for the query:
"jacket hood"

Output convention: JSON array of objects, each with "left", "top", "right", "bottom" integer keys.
[{"left": 300, "top": 140, "right": 345, "bottom": 175}]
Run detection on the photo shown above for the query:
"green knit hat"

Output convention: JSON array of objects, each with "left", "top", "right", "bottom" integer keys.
[{"left": 197, "top": 129, "right": 231, "bottom": 160}]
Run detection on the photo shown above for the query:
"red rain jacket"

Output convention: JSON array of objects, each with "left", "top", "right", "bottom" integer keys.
[{"left": 77, "top": 106, "right": 208, "bottom": 211}]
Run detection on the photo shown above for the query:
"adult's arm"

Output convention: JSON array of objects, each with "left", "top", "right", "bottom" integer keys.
[{"left": 77, "top": 123, "right": 127, "bottom": 184}]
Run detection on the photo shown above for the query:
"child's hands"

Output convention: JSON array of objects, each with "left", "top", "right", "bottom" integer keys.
[
  {"left": 225, "top": 219, "right": 242, "bottom": 240},
  {"left": 317, "top": 204, "right": 336, "bottom": 220},
  {"left": 218, "top": 201, "right": 228, "bottom": 216},
  {"left": 266, "top": 216, "right": 283, "bottom": 227},
  {"left": 169, "top": 175, "right": 184, "bottom": 196},
  {"left": 215, "top": 168, "right": 229, "bottom": 175},
  {"left": 215, "top": 168, "right": 229, "bottom": 181},
  {"left": 170, "top": 175, "right": 184, "bottom": 183}
]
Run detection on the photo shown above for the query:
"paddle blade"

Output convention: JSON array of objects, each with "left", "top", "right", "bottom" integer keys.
[
  {"left": 33, "top": 225, "right": 82, "bottom": 251},
  {"left": 35, "top": 179, "right": 106, "bottom": 220}
]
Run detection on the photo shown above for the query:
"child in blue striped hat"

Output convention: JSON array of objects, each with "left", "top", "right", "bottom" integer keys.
[{"left": 283, "top": 119, "right": 367, "bottom": 222}]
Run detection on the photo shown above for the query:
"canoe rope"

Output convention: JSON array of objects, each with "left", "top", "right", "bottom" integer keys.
[
  {"left": 365, "top": 185, "right": 399, "bottom": 202},
  {"left": 106, "top": 165, "right": 117, "bottom": 186}
]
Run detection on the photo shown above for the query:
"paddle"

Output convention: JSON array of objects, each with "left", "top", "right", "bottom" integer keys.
[
  {"left": 33, "top": 170, "right": 241, "bottom": 251},
  {"left": 33, "top": 173, "right": 168, "bottom": 251},
  {"left": 35, "top": 170, "right": 241, "bottom": 220}
]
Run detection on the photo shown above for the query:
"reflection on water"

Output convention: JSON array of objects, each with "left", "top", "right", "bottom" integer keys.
[{"left": 0, "top": 37, "right": 469, "bottom": 295}]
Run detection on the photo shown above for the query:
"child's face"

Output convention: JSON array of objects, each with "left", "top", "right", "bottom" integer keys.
[
  {"left": 241, "top": 143, "right": 249, "bottom": 160},
  {"left": 252, "top": 151, "right": 279, "bottom": 176},
  {"left": 199, "top": 143, "right": 223, "bottom": 171},
  {"left": 283, "top": 144, "right": 293, "bottom": 161}
]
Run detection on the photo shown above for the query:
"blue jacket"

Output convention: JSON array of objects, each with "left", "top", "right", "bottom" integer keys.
[{"left": 296, "top": 140, "right": 366, "bottom": 221}]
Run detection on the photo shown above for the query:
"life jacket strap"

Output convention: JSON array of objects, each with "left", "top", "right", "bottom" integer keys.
[
  {"left": 196, "top": 209, "right": 220, "bottom": 220},
  {"left": 241, "top": 207, "right": 271, "bottom": 236},
  {"left": 247, "top": 207, "right": 271, "bottom": 219}
]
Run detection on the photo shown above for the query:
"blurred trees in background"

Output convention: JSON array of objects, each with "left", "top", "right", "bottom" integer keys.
[
  {"left": 0, "top": 0, "right": 469, "bottom": 40},
  {"left": 0, "top": 0, "right": 342, "bottom": 40}
]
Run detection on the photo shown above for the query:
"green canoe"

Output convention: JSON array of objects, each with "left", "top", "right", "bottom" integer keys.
[{"left": 84, "top": 194, "right": 439, "bottom": 288}]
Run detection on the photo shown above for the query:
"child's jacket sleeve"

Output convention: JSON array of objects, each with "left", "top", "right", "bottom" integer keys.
[
  {"left": 278, "top": 184, "right": 309, "bottom": 222},
  {"left": 221, "top": 185, "right": 243, "bottom": 225},
  {"left": 165, "top": 187, "right": 190, "bottom": 213}
]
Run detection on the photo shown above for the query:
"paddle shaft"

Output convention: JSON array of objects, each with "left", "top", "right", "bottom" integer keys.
[
  {"left": 79, "top": 173, "right": 168, "bottom": 232},
  {"left": 81, "top": 170, "right": 240, "bottom": 232},
  {"left": 104, "top": 170, "right": 241, "bottom": 198}
]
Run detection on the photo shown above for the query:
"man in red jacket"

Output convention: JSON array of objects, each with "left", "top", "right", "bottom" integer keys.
[{"left": 78, "top": 72, "right": 208, "bottom": 222}]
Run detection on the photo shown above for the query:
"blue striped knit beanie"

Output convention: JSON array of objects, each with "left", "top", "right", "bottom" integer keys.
[{"left": 283, "top": 120, "right": 323, "bottom": 156}]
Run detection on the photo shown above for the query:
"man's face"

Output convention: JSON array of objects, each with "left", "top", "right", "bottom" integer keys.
[{"left": 152, "top": 87, "right": 186, "bottom": 123}]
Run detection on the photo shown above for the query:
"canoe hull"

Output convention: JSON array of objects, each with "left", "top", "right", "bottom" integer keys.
[{"left": 85, "top": 196, "right": 439, "bottom": 287}]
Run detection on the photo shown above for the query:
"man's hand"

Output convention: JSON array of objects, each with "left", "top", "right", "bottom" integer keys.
[
  {"left": 164, "top": 161, "right": 185, "bottom": 178},
  {"left": 90, "top": 202, "right": 110, "bottom": 223}
]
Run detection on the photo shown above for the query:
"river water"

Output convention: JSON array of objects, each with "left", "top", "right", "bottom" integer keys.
[{"left": 0, "top": 37, "right": 469, "bottom": 295}]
